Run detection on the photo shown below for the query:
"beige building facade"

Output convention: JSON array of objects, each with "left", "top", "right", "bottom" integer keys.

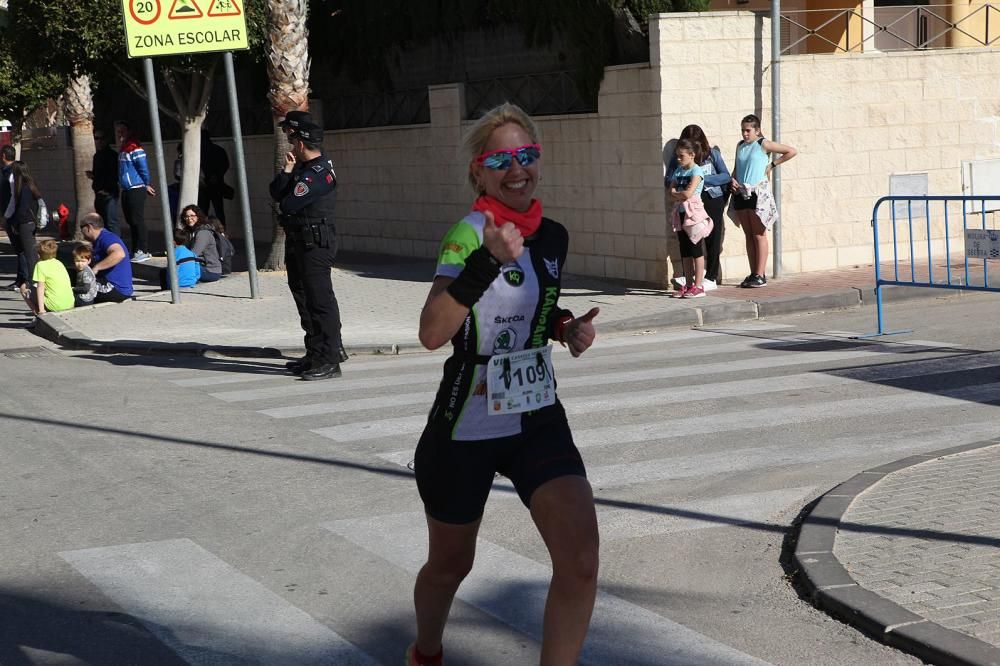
[{"left": 22, "top": 12, "right": 1000, "bottom": 285}]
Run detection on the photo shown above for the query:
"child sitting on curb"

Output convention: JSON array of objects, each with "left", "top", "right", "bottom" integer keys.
[
  {"left": 22, "top": 238, "right": 74, "bottom": 314},
  {"left": 159, "top": 229, "right": 202, "bottom": 290},
  {"left": 72, "top": 244, "right": 98, "bottom": 307}
]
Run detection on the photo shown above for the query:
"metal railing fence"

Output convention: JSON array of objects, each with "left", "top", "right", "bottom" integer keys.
[{"left": 868, "top": 195, "right": 1000, "bottom": 336}]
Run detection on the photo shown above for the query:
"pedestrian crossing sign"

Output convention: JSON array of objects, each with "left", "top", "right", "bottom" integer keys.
[{"left": 121, "top": 0, "right": 248, "bottom": 58}]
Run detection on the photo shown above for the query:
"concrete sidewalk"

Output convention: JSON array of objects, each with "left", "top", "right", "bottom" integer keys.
[
  {"left": 8, "top": 237, "right": 999, "bottom": 664},
  {"left": 27, "top": 249, "right": 917, "bottom": 357},
  {"left": 794, "top": 440, "right": 1000, "bottom": 666}
]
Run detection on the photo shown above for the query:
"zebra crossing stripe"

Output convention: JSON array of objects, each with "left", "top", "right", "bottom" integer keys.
[
  {"left": 304, "top": 348, "right": 922, "bottom": 442},
  {"left": 59, "top": 538, "right": 378, "bottom": 665},
  {"left": 368, "top": 454, "right": 814, "bottom": 541},
  {"left": 375, "top": 420, "right": 1000, "bottom": 495},
  {"left": 170, "top": 352, "right": 454, "bottom": 387},
  {"left": 596, "top": 487, "right": 816, "bottom": 541},
  {"left": 258, "top": 339, "right": 823, "bottom": 418},
  {"left": 322, "top": 513, "right": 770, "bottom": 665},
  {"left": 209, "top": 328, "right": 810, "bottom": 403},
  {"left": 268, "top": 346, "right": 997, "bottom": 423},
  {"left": 307, "top": 348, "right": 1000, "bottom": 441},
  {"left": 262, "top": 391, "right": 434, "bottom": 419},
  {"left": 573, "top": 380, "right": 1000, "bottom": 450}
]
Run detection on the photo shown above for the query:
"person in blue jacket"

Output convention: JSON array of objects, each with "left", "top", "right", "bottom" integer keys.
[
  {"left": 114, "top": 120, "right": 156, "bottom": 263},
  {"left": 666, "top": 124, "right": 731, "bottom": 289}
]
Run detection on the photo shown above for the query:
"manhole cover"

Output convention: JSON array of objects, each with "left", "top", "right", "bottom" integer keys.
[{"left": 1, "top": 346, "right": 59, "bottom": 359}]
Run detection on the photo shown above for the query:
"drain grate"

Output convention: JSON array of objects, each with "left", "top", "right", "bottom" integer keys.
[{"left": 1, "top": 346, "right": 59, "bottom": 359}]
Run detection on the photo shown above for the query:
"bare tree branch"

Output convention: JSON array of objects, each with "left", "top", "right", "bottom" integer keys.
[
  {"left": 112, "top": 63, "right": 181, "bottom": 123},
  {"left": 162, "top": 67, "right": 189, "bottom": 119}
]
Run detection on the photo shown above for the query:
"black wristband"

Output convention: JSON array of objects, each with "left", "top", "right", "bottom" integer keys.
[{"left": 447, "top": 246, "right": 502, "bottom": 308}]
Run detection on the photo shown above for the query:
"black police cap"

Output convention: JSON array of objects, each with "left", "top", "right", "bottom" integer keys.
[
  {"left": 289, "top": 121, "right": 323, "bottom": 144},
  {"left": 279, "top": 110, "right": 314, "bottom": 129}
]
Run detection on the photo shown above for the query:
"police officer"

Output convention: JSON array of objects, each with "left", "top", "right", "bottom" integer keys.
[{"left": 269, "top": 120, "right": 346, "bottom": 380}]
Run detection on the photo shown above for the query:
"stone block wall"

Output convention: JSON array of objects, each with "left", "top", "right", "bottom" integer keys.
[
  {"left": 654, "top": 11, "right": 1000, "bottom": 279},
  {"left": 20, "top": 15, "right": 1000, "bottom": 285}
]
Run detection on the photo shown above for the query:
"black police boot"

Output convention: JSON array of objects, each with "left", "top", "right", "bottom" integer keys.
[
  {"left": 301, "top": 363, "right": 342, "bottom": 381},
  {"left": 286, "top": 357, "right": 311, "bottom": 375},
  {"left": 338, "top": 345, "right": 349, "bottom": 363}
]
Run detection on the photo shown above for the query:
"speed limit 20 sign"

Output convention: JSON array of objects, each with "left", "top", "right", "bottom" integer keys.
[{"left": 121, "top": 0, "right": 249, "bottom": 57}]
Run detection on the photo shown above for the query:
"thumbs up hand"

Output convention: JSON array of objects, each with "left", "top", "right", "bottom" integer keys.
[
  {"left": 482, "top": 210, "right": 524, "bottom": 264},
  {"left": 565, "top": 307, "right": 599, "bottom": 358}
]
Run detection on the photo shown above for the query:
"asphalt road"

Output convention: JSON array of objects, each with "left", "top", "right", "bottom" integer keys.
[{"left": 3, "top": 273, "right": 999, "bottom": 665}]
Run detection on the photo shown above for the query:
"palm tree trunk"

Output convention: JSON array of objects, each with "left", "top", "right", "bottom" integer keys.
[
  {"left": 263, "top": 0, "right": 311, "bottom": 271},
  {"left": 162, "top": 62, "right": 216, "bottom": 228},
  {"left": 64, "top": 74, "right": 95, "bottom": 239}
]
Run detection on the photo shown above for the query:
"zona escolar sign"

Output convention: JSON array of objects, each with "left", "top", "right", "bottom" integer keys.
[{"left": 121, "top": 0, "right": 248, "bottom": 58}]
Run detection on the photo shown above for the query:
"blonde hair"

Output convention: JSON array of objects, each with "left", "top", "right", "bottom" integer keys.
[
  {"left": 463, "top": 103, "right": 540, "bottom": 193},
  {"left": 38, "top": 239, "right": 59, "bottom": 260}
]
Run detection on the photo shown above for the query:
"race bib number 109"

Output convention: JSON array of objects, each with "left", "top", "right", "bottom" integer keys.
[{"left": 486, "top": 346, "right": 556, "bottom": 415}]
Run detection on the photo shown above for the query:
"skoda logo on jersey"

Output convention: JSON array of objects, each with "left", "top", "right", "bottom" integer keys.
[
  {"left": 493, "top": 327, "right": 517, "bottom": 355},
  {"left": 544, "top": 257, "right": 559, "bottom": 279},
  {"left": 502, "top": 264, "right": 525, "bottom": 287}
]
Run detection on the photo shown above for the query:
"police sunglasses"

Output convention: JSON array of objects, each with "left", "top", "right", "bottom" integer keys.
[{"left": 474, "top": 144, "right": 541, "bottom": 171}]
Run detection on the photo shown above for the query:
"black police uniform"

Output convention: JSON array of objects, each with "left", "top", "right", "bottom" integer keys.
[{"left": 269, "top": 153, "right": 344, "bottom": 377}]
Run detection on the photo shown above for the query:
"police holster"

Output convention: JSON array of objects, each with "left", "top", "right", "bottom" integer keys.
[{"left": 282, "top": 217, "right": 332, "bottom": 250}]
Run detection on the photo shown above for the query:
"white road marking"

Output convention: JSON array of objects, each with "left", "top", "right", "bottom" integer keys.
[
  {"left": 596, "top": 487, "right": 816, "bottom": 541},
  {"left": 210, "top": 329, "right": 822, "bottom": 403},
  {"left": 376, "top": 420, "right": 1000, "bottom": 493},
  {"left": 59, "top": 538, "right": 378, "bottom": 666},
  {"left": 306, "top": 348, "right": 996, "bottom": 441},
  {"left": 323, "top": 513, "right": 770, "bottom": 666},
  {"left": 259, "top": 336, "right": 864, "bottom": 419},
  {"left": 573, "top": 381, "right": 1000, "bottom": 450}
]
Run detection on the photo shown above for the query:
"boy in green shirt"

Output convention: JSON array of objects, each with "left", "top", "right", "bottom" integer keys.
[{"left": 23, "top": 239, "right": 74, "bottom": 314}]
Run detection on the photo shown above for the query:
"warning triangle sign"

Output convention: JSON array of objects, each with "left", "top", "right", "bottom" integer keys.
[
  {"left": 207, "top": 0, "right": 242, "bottom": 17},
  {"left": 168, "top": 0, "right": 203, "bottom": 19}
]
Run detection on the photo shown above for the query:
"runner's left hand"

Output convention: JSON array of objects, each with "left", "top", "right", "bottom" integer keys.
[{"left": 565, "top": 307, "right": 599, "bottom": 358}]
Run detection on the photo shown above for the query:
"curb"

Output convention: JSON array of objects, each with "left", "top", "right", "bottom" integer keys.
[
  {"left": 793, "top": 439, "right": 1000, "bottom": 666},
  {"left": 32, "top": 312, "right": 421, "bottom": 358},
  {"left": 29, "top": 281, "right": 960, "bottom": 358}
]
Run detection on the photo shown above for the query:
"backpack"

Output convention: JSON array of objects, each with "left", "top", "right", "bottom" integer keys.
[
  {"left": 34, "top": 197, "right": 48, "bottom": 229},
  {"left": 213, "top": 229, "right": 235, "bottom": 275}
]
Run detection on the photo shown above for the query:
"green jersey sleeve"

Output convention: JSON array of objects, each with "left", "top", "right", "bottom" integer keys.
[{"left": 436, "top": 215, "right": 484, "bottom": 279}]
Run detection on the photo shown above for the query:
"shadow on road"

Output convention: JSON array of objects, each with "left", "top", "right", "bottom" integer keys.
[{"left": 0, "top": 591, "right": 188, "bottom": 665}]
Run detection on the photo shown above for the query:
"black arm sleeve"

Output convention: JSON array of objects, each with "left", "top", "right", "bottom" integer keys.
[{"left": 269, "top": 171, "right": 295, "bottom": 201}]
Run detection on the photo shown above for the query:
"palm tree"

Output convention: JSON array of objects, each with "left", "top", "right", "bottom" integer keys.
[
  {"left": 262, "top": 0, "right": 311, "bottom": 271},
  {"left": 64, "top": 73, "right": 95, "bottom": 237}
]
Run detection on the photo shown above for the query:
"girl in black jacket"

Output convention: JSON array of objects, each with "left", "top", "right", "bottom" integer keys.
[{"left": 10, "top": 162, "right": 42, "bottom": 291}]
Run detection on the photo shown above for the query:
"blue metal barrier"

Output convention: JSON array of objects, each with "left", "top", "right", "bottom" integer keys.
[{"left": 868, "top": 195, "right": 1000, "bottom": 337}]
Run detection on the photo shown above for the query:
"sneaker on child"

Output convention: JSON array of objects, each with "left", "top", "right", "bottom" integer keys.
[
  {"left": 672, "top": 285, "right": 688, "bottom": 298},
  {"left": 132, "top": 250, "right": 152, "bottom": 262},
  {"left": 746, "top": 274, "right": 767, "bottom": 288},
  {"left": 683, "top": 285, "right": 706, "bottom": 298},
  {"left": 702, "top": 278, "right": 717, "bottom": 291}
]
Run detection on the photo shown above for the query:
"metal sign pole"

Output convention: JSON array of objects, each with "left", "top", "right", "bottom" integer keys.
[
  {"left": 223, "top": 51, "right": 260, "bottom": 299},
  {"left": 143, "top": 57, "right": 179, "bottom": 304},
  {"left": 771, "top": 0, "right": 782, "bottom": 279}
]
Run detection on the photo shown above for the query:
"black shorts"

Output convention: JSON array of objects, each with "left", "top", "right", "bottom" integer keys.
[
  {"left": 414, "top": 405, "right": 587, "bottom": 524},
  {"left": 732, "top": 192, "right": 758, "bottom": 210},
  {"left": 677, "top": 228, "right": 704, "bottom": 259}
]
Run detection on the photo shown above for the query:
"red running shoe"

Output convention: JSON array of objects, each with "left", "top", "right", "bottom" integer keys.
[{"left": 406, "top": 643, "right": 444, "bottom": 666}]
